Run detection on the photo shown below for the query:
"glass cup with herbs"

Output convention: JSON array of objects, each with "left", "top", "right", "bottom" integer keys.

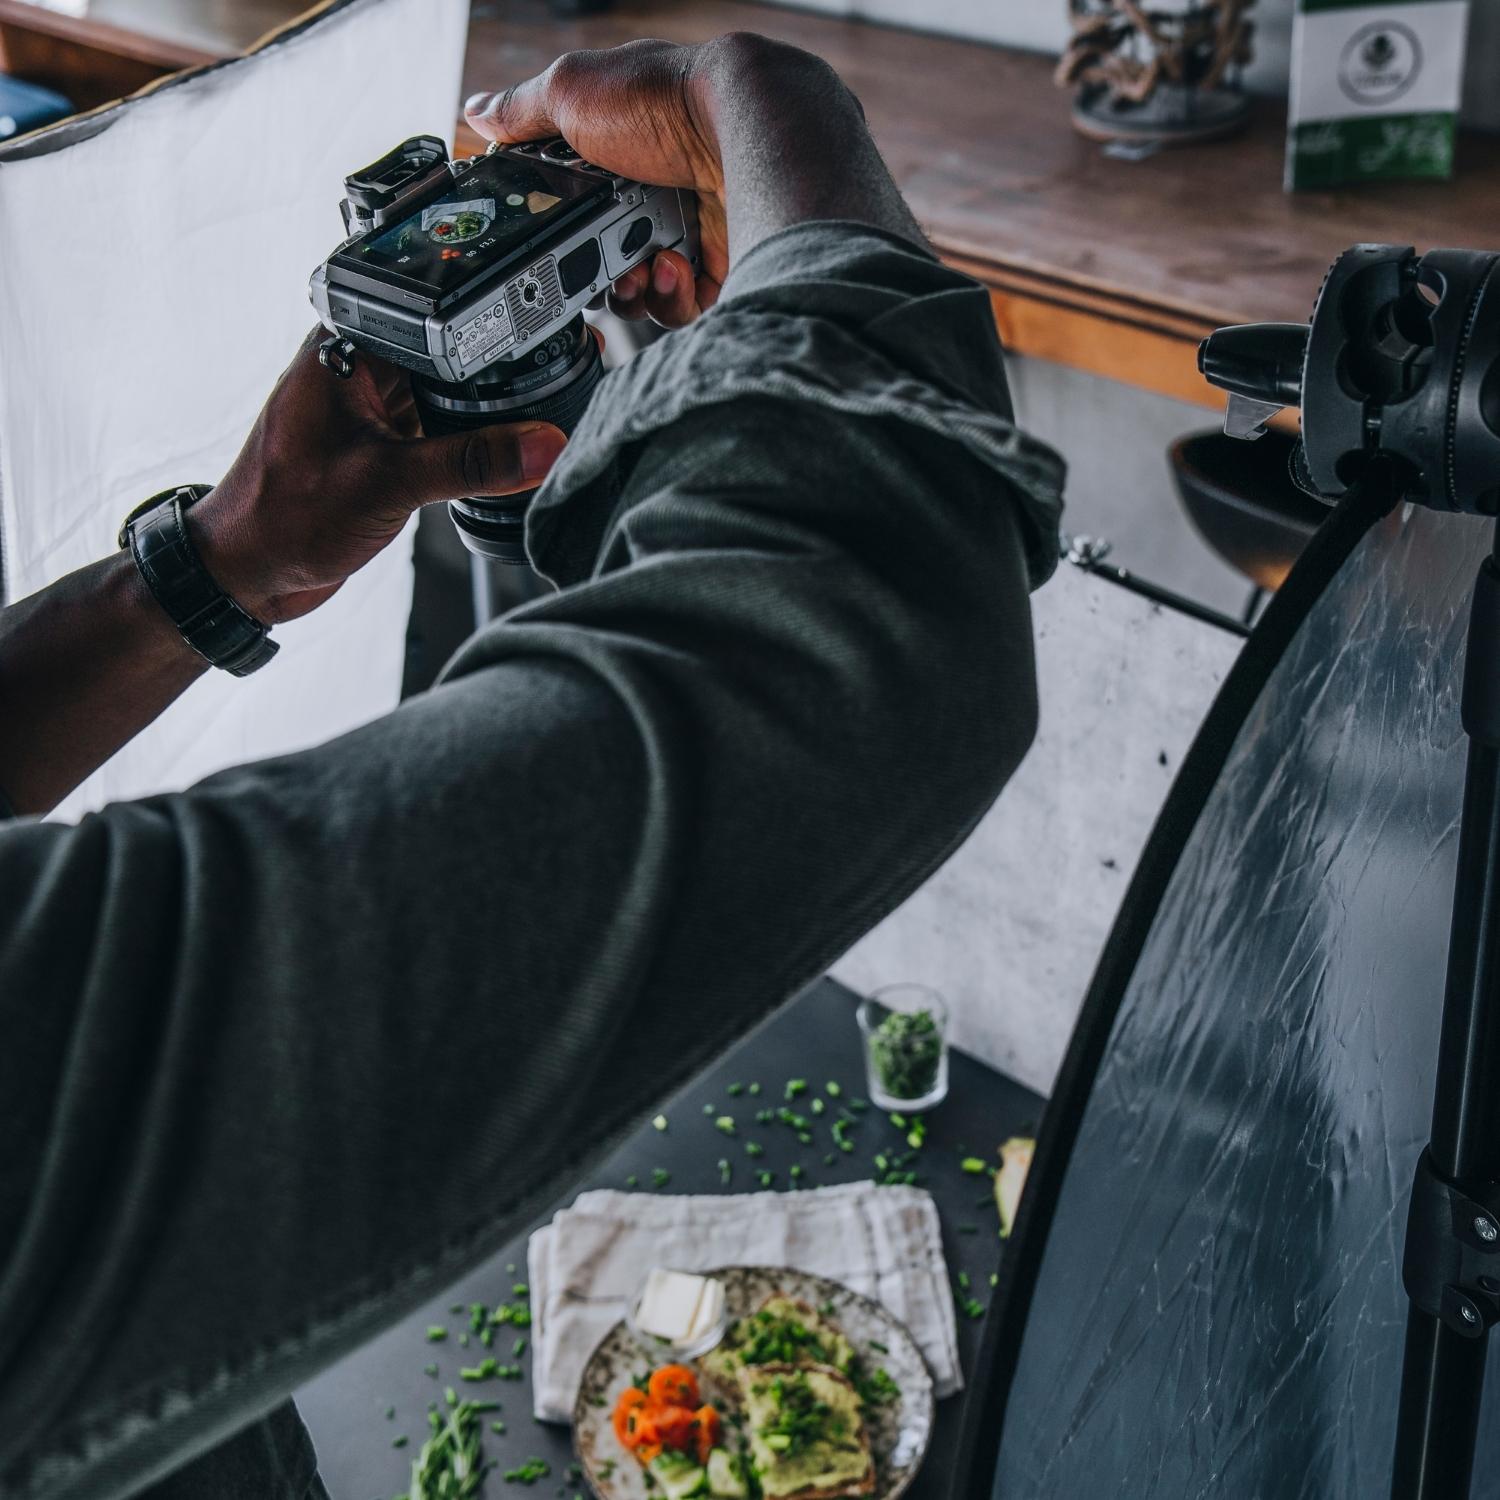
[{"left": 856, "top": 984, "right": 950, "bottom": 1113}]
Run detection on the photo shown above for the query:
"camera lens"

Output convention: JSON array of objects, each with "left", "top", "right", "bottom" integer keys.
[{"left": 411, "top": 314, "right": 602, "bottom": 565}]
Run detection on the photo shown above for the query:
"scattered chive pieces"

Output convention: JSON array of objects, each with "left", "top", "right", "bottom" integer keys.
[
  {"left": 445, "top": 1387, "right": 458, "bottom": 1406},
  {"left": 989, "top": 1273, "right": 999, "bottom": 1287},
  {"left": 492, "top": 1420, "right": 508, "bottom": 1434},
  {"left": 961, "top": 1156, "right": 987, "bottom": 1174},
  {"left": 504, "top": 1457, "right": 552, "bottom": 1484},
  {"left": 758, "top": 1170, "right": 774, "bottom": 1188},
  {"left": 957, "top": 1271, "right": 971, "bottom": 1289},
  {"left": 626, "top": 1174, "right": 638, "bottom": 1189},
  {"left": 874, "top": 1154, "right": 889, "bottom": 1172},
  {"left": 450, "top": 1302, "right": 465, "bottom": 1315},
  {"left": 719, "top": 1158, "right": 732, "bottom": 1185},
  {"left": 392, "top": 1435, "right": 409, "bottom": 1449},
  {"left": 826, "top": 1081, "right": 842, "bottom": 1096},
  {"left": 426, "top": 1326, "right": 448, "bottom": 1341},
  {"left": 652, "top": 1114, "right": 668, "bottom": 1132},
  {"left": 907, "top": 1130, "right": 923, "bottom": 1149},
  {"left": 507, "top": 1263, "right": 516, "bottom": 1273},
  {"left": 745, "top": 1141, "right": 765, "bottom": 1157},
  {"left": 513, "top": 1283, "right": 529, "bottom": 1297},
  {"left": 514, "top": 1337, "right": 528, "bottom": 1357},
  {"left": 889, "top": 1112, "right": 907, "bottom": 1128},
  {"left": 748, "top": 1083, "right": 761, "bottom": 1096},
  {"left": 785, "top": 1079, "right": 808, "bottom": 1099},
  {"left": 424, "top": 1362, "right": 439, "bottom": 1377},
  {"left": 703, "top": 1103, "right": 715, "bottom": 1115},
  {"left": 811, "top": 1098, "right": 826, "bottom": 1115},
  {"left": 651, "top": 1168, "right": 671, "bottom": 1189},
  {"left": 824, "top": 1153, "right": 837, "bottom": 1166},
  {"left": 715, "top": 1116, "right": 736, "bottom": 1135},
  {"left": 850, "top": 1098, "right": 869, "bottom": 1112},
  {"left": 790, "top": 1164, "right": 805, "bottom": 1182},
  {"left": 727, "top": 1082, "right": 745, "bottom": 1097},
  {"left": 458, "top": 1333, "right": 470, "bottom": 1346}
]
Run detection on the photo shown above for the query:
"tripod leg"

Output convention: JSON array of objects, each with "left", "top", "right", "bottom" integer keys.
[{"left": 1391, "top": 533, "right": 1500, "bottom": 1499}]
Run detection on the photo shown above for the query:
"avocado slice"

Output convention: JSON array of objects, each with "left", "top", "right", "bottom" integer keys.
[
  {"left": 650, "top": 1453, "right": 708, "bottom": 1500},
  {"left": 707, "top": 1448, "right": 749, "bottom": 1500}
]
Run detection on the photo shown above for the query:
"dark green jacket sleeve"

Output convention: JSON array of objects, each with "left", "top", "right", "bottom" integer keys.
[{"left": 0, "top": 222, "right": 1063, "bottom": 1500}]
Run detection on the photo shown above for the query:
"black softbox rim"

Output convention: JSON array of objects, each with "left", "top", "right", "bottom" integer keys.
[{"left": 952, "top": 481, "right": 1398, "bottom": 1497}]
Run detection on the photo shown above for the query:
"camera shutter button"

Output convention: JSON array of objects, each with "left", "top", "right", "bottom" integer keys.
[{"left": 620, "top": 216, "right": 654, "bottom": 258}]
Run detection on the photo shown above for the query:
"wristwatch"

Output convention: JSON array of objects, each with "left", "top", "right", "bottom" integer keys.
[{"left": 118, "top": 484, "right": 279, "bottom": 676}]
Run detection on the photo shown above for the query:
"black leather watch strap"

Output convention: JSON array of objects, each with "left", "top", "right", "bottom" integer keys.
[{"left": 118, "top": 485, "right": 278, "bottom": 677}]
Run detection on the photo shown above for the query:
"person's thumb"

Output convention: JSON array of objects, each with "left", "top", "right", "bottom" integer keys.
[
  {"left": 465, "top": 80, "right": 556, "bottom": 145},
  {"left": 389, "top": 420, "right": 568, "bottom": 507}
]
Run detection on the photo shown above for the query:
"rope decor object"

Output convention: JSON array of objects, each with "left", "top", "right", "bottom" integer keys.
[{"left": 1057, "top": 0, "right": 1257, "bottom": 146}]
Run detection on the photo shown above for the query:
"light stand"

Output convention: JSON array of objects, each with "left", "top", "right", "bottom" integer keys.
[{"left": 1200, "top": 243, "right": 1500, "bottom": 1500}]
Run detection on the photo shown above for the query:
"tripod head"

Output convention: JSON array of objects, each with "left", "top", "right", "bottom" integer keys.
[{"left": 1199, "top": 245, "right": 1500, "bottom": 515}]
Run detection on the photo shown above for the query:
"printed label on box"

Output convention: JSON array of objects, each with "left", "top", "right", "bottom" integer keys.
[{"left": 1286, "top": 0, "right": 1470, "bottom": 190}]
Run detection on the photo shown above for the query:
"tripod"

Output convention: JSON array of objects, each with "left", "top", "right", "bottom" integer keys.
[{"left": 1201, "top": 244, "right": 1500, "bottom": 1500}]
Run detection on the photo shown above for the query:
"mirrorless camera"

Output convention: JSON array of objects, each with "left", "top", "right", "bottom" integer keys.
[{"left": 310, "top": 133, "right": 700, "bottom": 563}]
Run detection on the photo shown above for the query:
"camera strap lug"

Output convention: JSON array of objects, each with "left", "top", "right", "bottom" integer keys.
[
  {"left": 1401, "top": 1147, "right": 1500, "bottom": 1338},
  {"left": 319, "top": 336, "right": 358, "bottom": 379}
]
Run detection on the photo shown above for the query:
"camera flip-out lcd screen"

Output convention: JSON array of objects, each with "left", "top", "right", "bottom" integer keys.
[{"left": 341, "top": 155, "right": 609, "bottom": 297}]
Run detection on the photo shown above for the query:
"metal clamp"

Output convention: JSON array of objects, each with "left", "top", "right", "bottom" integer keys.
[{"left": 1401, "top": 1148, "right": 1500, "bottom": 1338}]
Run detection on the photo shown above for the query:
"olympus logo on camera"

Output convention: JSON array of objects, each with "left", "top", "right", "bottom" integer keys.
[{"left": 1338, "top": 22, "right": 1424, "bottom": 107}]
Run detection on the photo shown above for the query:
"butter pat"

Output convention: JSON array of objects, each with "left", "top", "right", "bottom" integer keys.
[{"left": 635, "top": 1269, "right": 725, "bottom": 1346}]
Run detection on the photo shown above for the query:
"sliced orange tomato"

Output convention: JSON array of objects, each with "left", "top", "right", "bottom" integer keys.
[
  {"left": 692, "top": 1404, "right": 721, "bottom": 1465},
  {"left": 612, "top": 1387, "right": 649, "bottom": 1448},
  {"left": 647, "top": 1364, "right": 700, "bottom": 1408},
  {"left": 649, "top": 1405, "right": 699, "bottom": 1451},
  {"left": 614, "top": 1366, "right": 712, "bottom": 1467}
]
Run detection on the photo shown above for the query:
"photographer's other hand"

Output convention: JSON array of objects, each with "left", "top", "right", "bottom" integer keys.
[
  {"left": 192, "top": 330, "right": 567, "bottom": 624},
  {"left": 463, "top": 34, "right": 922, "bottom": 331}
]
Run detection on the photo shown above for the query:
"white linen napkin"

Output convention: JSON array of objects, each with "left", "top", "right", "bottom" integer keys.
[{"left": 527, "top": 1182, "right": 963, "bottom": 1422}]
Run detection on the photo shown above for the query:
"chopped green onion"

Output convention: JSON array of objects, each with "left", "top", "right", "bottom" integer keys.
[
  {"left": 652, "top": 1114, "right": 668, "bottom": 1132},
  {"left": 426, "top": 1326, "right": 449, "bottom": 1342},
  {"left": 715, "top": 1115, "right": 736, "bottom": 1135},
  {"left": 961, "top": 1156, "right": 987, "bottom": 1174},
  {"left": 727, "top": 1082, "right": 745, "bottom": 1097},
  {"left": 651, "top": 1168, "right": 671, "bottom": 1189}
]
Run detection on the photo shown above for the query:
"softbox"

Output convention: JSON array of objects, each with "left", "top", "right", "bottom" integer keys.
[{"left": 959, "top": 490, "right": 1500, "bottom": 1498}]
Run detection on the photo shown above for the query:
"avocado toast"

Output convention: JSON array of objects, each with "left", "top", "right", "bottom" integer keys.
[{"left": 737, "top": 1363, "right": 875, "bottom": 1500}]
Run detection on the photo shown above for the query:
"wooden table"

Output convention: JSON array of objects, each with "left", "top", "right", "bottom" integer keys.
[{"left": 5, "top": 0, "right": 1499, "bottom": 413}]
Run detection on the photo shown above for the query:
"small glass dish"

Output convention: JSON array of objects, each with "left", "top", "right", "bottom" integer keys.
[
  {"left": 856, "top": 984, "right": 950, "bottom": 1113},
  {"left": 624, "top": 1267, "right": 728, "bottom": 1362}
]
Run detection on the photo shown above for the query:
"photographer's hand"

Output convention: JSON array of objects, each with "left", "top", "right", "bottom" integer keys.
[
  {"left": 0, "top": 331, "right": 566, "bottom": 816},
  {"left": 464, "top": 33, "right": 924, "bottom": 329}
]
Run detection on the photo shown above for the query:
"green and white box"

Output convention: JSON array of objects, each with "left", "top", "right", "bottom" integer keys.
[{"left": 1287, "top": 0, "right": 1471, "bottom": 189}]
